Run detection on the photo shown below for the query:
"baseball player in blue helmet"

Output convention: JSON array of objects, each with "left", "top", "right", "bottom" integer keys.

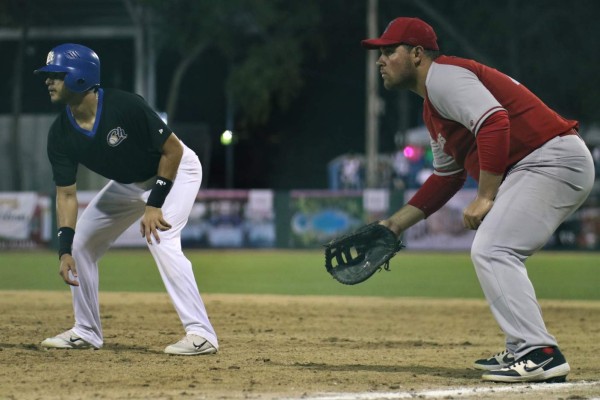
[
  {"left": 35, "top": 43, "right": 100, "bottom": 93},
  {"left": 35, "top": 43, "right": 219, "bottom": 355}
]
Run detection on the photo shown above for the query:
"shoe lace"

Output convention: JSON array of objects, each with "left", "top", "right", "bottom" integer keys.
[
  {"left": 177, "top": 336, "right": 191, "bottom": 344},
  {"left": 58, "top": 329, "right": 75, "bottom": 339},
  {"left": 493, "top": 349, "right": 509, "bottom": 358},
  {"left": 177, "top": 335, "right": 203, "bottom": 346},
  {"left": 507, "top": 360, "right": 526, "bottom": 370}
]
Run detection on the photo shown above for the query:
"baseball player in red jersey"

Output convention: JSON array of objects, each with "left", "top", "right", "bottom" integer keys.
[
  {"left": 362, "top": 18, "right": 595, "bottom": 383},
  {"left": 35, "top": 43, "right": 218, "bottom": 355}
]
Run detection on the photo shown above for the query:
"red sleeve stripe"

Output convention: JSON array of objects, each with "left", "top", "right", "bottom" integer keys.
[
  {"left": 473, "top": 106, "right": 506, "bottom": 135},
  {"left": 433, "top": 168, "right": 464, "bottom": 177}
]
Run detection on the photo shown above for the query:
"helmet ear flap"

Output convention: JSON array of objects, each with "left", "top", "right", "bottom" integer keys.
[{"left": 63, "top": 73, "right": 85, "bottom": 92}]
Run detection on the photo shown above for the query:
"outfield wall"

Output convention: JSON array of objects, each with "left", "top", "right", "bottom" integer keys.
[{"left": 0, "top": 189, "right": 598, "bottom": 251}]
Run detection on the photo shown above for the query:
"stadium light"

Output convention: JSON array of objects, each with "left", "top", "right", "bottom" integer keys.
[{"left": 221, "top": 130, "right": 234, "bottom": 146}]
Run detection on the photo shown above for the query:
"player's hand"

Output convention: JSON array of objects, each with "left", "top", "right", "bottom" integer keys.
[
  {"left": 463, "top": 196, "right": 494, "bottom": 230},
  {"left": 59, "top": 254, "right": 79, "bottom": 286},
  {"left": 140, "top": 206, "right": 172, "bottom": 244}
]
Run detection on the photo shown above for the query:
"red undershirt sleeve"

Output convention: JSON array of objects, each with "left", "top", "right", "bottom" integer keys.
[
  {"left": 476, "top": 110, "right": 510, "bottom": 174},
  {"left": 407, "top": 172, "right": 466, "bottom": 218}
]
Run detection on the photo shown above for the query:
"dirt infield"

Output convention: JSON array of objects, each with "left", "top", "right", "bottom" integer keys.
[{"left": 1, "top": 291, "right": 599, "bottom": 400}]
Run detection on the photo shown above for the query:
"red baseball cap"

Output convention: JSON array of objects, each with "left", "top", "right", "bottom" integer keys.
[{"left": 361, "top": 17, "right": 439, "bottom": 50}]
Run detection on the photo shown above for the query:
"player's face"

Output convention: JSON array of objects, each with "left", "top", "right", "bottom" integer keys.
[
  {"left": 376, "top": 45, "right": 418, "bottom": 91},
  {"left": 44, "top": 73, "right": 74, "bottom": 104}
]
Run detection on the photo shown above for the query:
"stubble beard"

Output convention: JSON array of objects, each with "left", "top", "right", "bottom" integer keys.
[
  {"left": 49, "top": 95, "right": 64, "bottom": 105},
  {"left": 383, "top": 58, "right": 417, "bottom": 91},
  {"left": 51, "top": 87, "right": 76, "bottom": 105},
  {"left": 383, "top": 75, "right": 412, "bottom": 91}
]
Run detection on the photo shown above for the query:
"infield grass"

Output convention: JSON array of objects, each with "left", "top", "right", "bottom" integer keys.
[{"left": 1, "top": 249, "right": 598, "bottom": 300}]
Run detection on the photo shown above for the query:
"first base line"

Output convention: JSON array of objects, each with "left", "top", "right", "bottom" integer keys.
[{"left": 278, "top": 380, "right": 600, "bottom": 400}]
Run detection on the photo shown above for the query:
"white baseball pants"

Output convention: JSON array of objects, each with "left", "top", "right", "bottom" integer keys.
[{"left": 69, "top": 144, "right": 218, "bottom": 349}]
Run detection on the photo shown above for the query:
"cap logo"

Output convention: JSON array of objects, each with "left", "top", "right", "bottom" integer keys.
[{"left": 46, "top": 50, "right": 55, "bottom": 65}]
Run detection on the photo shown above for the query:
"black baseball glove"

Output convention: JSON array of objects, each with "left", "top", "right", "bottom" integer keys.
[{"left": 324, "top": 221, "right": 404, "bottom": 285}]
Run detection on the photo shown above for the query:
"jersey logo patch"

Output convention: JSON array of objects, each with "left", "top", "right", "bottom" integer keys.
[
  {"left": 436, "top": 132, "right": 446, "bottom": 150},
  {"left": 107, "top": 127, "right": 127, "bottom": 147}
]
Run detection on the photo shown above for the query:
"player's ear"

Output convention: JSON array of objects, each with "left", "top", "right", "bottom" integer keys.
[{"left": 412, "top": 46, "right": 426, "bottom": 65}]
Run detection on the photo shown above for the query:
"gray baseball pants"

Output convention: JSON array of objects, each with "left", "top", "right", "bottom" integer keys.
[{"left": 471, "top": 134, "right": 595, "bottom": 359}]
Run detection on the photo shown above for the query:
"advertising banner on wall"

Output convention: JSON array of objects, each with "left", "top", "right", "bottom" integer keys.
[
  {"left": 182, "top": 189, "right": 276, "bottom": 248},
  {"left": 2, "top": 189, "right": 597, "bottom": 251},
  {"left": 0, "top": 192, "right": 51, "bottom": 249},
  {"left": 544, "top": 206, "right": 600, "bottom": 250},
  {"left": 76, "top": 190, "right": 277, "bottom": 248},
  {"left": 403, "top": 189, "right": 600, "bottom": 251},
  {"left": 0, "top": 192, "right": 38, "bottom": 240},
  {"left": 403, "top": 189, "right": 477, "bottom": 250},
  {"left": 289, "top": 190, "right": 363, "bottom": 248}
]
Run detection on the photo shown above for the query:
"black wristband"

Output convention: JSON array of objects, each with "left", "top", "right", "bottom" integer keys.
[
  {"left": 58, "top": 227, "right": 75, "bottom": 260},
  {"left": 146, "top": 176, "right": 173, "bottom": 208}
]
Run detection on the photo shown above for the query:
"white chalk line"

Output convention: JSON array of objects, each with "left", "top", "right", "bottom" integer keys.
[{"left": 277, "top": 380, "right": 600, "bottom": 400}]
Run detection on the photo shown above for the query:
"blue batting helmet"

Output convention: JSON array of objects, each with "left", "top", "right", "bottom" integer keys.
[{"left": 34, "top": 43, "right": 100, "bottom": 92}]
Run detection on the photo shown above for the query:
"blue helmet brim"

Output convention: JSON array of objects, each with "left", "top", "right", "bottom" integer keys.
[{"left": 34, "top": 64, "right": 72, "bottom": 75}]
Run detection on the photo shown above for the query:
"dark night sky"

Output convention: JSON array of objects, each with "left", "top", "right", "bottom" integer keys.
[{"left": 3, "top": 0, "right": 600, "bottom": 189}]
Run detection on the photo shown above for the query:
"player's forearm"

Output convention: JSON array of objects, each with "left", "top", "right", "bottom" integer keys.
[
  {"left": 56, "top": 185, "right": 78, "bottom": 228},
  {"left": 381, "top": 204, "right": 425, "bottom": 236},
  {"left": 477, "top": 170, "right": 503, "bottom": 201},
  {"left": 146, "top": 134, "right": 183, "bottom": 209},
  {"left": 156, "top": 134, "right": 184, "bottom": 181}
]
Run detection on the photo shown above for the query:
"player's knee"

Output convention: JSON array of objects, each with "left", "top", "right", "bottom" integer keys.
[{"left": 470, "top": 235, "right": 494, "bottom": 270}]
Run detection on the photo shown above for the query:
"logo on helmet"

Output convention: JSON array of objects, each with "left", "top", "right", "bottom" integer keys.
[
  {"left": 107, "top": 127, "right": 127, "bottom": 147},
  {"left": 46, "top": 51, "right": 55, "bottom": 65}
]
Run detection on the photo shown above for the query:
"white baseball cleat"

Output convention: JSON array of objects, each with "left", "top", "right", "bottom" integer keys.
[
  {"left": 41, "top": 329, "right": 95, "bottom": 349},
  {"left": 164, "top": 334, "right": 217, "bottom": 355}
]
